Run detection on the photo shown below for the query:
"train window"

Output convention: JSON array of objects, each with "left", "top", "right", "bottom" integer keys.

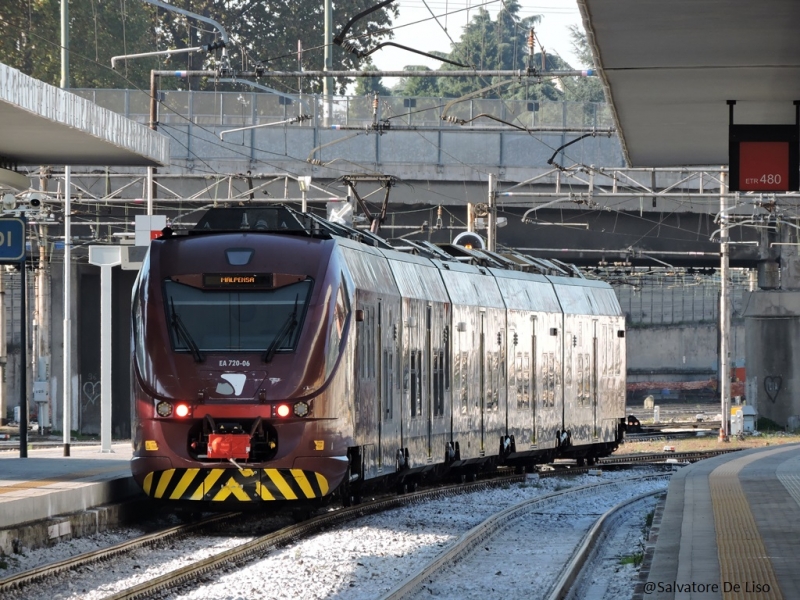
[
  {"left": 163, "top": 278, "right": 312, "bottom": 354},
  {"left": 372, "top": 307, "right": 376, "bottom": 378},
  {"left": 459, "top": 352, "right": 469, "bottom": 413},
  {"left": 132, "top": 284, "right": 147, "bottom": 377},
  {"left": 443, "top": 326, "right": 450, "bottom": 391},
  {"left": 433, "top": 351, "right": 444, "bottom": 416},
  {"left": 582, "top": 353, "right": 592, "bottom": 406},
  {"left": 384, "top": 350, "right": 393, "bottom": 418},
  {"left": 516, "top": 352, "right": 531, "bottom": 409},
  {"left": 410, "top": 350, "right": 421, "bottom": 417},
  {"left": 565, "top": 334, "right": 573, "bottom": 387}
]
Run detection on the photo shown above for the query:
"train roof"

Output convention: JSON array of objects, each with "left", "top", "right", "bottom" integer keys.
[{"left": 177, "top": 205, "right": 588, "bottom": 280}]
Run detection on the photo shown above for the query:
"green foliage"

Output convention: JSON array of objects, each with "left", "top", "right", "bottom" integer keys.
[
  {"left": 394, "top": 3, "right": 603, "bottom": 103},
  {"left": 645, "top": 510, "right": 655, "bottom": 528},
  {"left": 0, "top": 0, "right": 396, "bottom": 93},
  {"left": 756, "top": 416, "right": 783, "bottom": 432},
  {"left": 619, "top": 552, "right": 644, "bottom": 567},
  {"left": 0, "top": 0, "right": 156, "bottom": 88},
  {"left": 354, "top": 58, "right": 391, "bottom": 96}
]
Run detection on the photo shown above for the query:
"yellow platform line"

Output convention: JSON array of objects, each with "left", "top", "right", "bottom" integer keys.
[{"left": 709, "top": 446, "right": 797, "bottom": 600}]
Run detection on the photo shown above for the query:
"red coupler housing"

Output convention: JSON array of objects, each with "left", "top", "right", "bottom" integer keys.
[{"left": 208, "top": 433, "right": 251, "bottom": 459}]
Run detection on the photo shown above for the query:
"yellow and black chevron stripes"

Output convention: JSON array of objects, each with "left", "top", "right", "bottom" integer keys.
[{"left": 142, "top": 467, "right": 330, "bottom": 501}]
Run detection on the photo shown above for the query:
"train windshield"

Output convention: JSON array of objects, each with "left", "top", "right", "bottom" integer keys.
[{"left": 163, "top": 279, "right": 312, "bottom": 355}]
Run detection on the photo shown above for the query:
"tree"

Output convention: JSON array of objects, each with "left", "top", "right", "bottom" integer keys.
[
  {"left": 562, "top": 24, "right": 605, "bottom": 103},
  {"left": 0, "top": 0, "right": 396, "bottom": 93},
  {"left": 392, "top": 64, "right": 444, "bottom": 97},
  {"left": 354, "top": 58, "right": 390, "bottom": 96},
  {"left": 150, "top": 0, "right": 396, "bottom": 94},
  {"left": 390, "top": 2, "right": 566, "bottom": 101},
  {"left": 0, "top": 0, "right": 155, "bottom": 88}
]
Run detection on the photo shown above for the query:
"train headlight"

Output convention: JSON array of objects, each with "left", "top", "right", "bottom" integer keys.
[
  {"left": 276, "top": 404, "right": 291, "bottom": 418},
  {"left": 156, "top": 401, "right": 173, "bottom": 417},
  {"left": 293, "top": 401, "right": 309, "bottom": 417},
  {"left": 175, "top": 403, "right": 191, "bottom": 418}
]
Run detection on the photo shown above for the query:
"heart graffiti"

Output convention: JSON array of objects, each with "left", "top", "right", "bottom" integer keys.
[{"left": 764, "top": 376, "right": 782, "bottom": 403}]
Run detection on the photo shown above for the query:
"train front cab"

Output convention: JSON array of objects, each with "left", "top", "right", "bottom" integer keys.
[{"left": 130, "top": 232, "right": 357, "bottom": 506}]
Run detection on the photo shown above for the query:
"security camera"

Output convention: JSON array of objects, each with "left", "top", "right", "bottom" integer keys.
[
  {"left": 2, "top": 193, "right": 16, "bottom": 211},
  {"left": 28, "top": 193, "right": 41, "bottom": 207}
]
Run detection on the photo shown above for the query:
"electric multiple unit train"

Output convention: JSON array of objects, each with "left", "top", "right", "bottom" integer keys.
[{"left": 130, "top": 206, "right": 626, "bottom": 506}]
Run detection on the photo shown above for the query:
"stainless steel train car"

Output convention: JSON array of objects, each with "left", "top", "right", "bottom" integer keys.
[{"left": 131, "top": 206, "right": 626, "bottom": 506}]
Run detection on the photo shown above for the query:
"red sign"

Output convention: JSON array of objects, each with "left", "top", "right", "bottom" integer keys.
[{"left": 738, "top": 141, "right": 790, "bottom": 191}]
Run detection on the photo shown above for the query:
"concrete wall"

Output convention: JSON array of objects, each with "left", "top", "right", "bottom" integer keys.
[{"left": 743, "top": 290, "right": 800, "bottom": 427}]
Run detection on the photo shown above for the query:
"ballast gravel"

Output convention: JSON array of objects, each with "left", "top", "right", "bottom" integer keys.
[{"left": 1, "top": 468, "right": 668, "bottom": 600}]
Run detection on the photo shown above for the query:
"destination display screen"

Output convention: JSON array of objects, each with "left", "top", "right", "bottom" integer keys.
[{"left": 203, "top": 274, "right": 272, "bottom": 288}]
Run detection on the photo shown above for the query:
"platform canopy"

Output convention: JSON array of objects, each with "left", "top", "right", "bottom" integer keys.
[
  {"left": 578, "top": 0, "right": 800, "bottom": 167},
  {"left": 0, "top": 62, "right": 168, "bottom": 175}
]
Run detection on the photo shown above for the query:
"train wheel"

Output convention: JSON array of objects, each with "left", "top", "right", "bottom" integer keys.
[
  {"left": 397, "top": 481, "right": 408, "bottom": 495},
  {"left": 587, "top": 457, "right": 596, "bottom": 466},
  {"left": 576, "top": 457, "right": 586, "bottom": 467}
]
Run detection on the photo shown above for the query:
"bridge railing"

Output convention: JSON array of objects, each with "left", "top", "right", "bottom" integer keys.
[{"left": 72, "top": 89, "right": 614, "bottom": 130}]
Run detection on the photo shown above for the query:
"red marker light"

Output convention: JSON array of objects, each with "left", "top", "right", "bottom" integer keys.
[
  {"left": 175, "top": 403, "right": 190, "bottom": 417},
  {"left": 276, "top": 404, "right": 291, "bottom": 418}
]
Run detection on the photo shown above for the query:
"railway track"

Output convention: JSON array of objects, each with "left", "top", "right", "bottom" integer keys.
[
  {"left": 534, "top": 448, "right": 742, "bottom": 478},
  {"left": 546, "top": 489, "right": 664, "bottom": 600},
  {"left": 2, "top": 454, "right": 720, "bottom": 599},
  {"left": 1, "top": 475, "right": 524, "bottom": 600},
  {"left": 0, "top": 512, "right": 241, "bottom": 594},
  {"left": 377, "top": 474, "right": 669, "bottom": 599}
]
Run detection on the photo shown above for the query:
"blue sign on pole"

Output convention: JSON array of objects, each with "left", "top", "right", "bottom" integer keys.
[{"left": 0, "top": 218, "right": 25, "bottom": 262}]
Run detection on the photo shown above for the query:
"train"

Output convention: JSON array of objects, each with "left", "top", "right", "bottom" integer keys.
[{"left": 130, "top": 205, "right": 627, "bottom": 507}]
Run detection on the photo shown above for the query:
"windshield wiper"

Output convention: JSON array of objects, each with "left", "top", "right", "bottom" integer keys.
[
  {"left": 263, "top": 295, "right": 300, "bottom": 363},
  {"left": 170, "top": 298, "right": 205, "bottom": 363}
]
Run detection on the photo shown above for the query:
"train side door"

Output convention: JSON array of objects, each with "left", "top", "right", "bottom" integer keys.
[
  {"left": 530, "top": 315, "right": 537, "bottom": 446},
  {"left": 354, "top": 300, "right": 377, "bottom": 477},
  {"left": 377, "top": 299, "right": 401, "bottom": 473},
  {"left": 479, "top": 308, "right": 486, "bottom": 456},
  {"left": 592, "top": 319, "right": 599, "bottom": 439},
  {"left": 376, "top": 300, "right": 383, "bottom": 471},
  {"left": 425, "top": 304, "right": 433, "bottom": 461}
]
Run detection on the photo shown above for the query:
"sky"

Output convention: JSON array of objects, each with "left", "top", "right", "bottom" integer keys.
[{"left": 367, "top": 0, "right": 586, "bottom": 74}]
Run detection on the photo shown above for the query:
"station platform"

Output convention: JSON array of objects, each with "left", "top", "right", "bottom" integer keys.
[
  {"left": 643, "top": 443, "right": 800, "bottom": 599},
  {"left": 0, "top": 442, "right": 143, "bottom": 552}
]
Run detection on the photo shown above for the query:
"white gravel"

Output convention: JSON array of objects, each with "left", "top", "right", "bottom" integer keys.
[
  {"left": 2, "top": 468, "right": 669, "bottom": 600},
  {"left": 574, "top": 494, "right": 661, "bottom": 600}
]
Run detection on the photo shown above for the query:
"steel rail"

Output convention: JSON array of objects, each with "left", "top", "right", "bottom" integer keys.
[
  {"left": 0, "top": 512, "right": 239, "bottom": 593},
  {"left": 102, "top": 475, "right": 524, "bottom": 600},
  {"left": 379, "top": 473, "right": 670, "bottom": 599},
  {"left": 545, "top": 489, "right": 664, "bottom": 600},
  {"left": 601, "top": 448, "right": 742, "bottom": 464}
]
